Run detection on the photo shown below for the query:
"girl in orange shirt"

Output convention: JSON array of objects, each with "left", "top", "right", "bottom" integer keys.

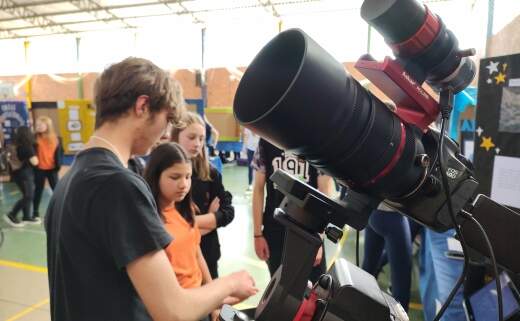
[
  {"left": 33, "top": 116, "right": 62, "bottom": 221},
  {"left": 144, "top": 142, "right": 220, "bottom": 321}
]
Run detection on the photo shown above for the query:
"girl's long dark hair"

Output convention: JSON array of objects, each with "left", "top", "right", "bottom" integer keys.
[
  {"left": 14, "top": 126, "right": 35, "bottom": 148},
  {"left": 144, "top": 142, "right": 199, "bottom": 226}
]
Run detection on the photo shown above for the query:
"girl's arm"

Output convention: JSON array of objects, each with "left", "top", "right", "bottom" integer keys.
[
  {"left": 195, "top": 170, "right": 234, "bottom": 230},
  {"left": 197, "top": 246, "right": 213, "bottom": 285},
  {"left": 195, "top": 213, "right": 217, "bottom": 230},
  {"left": 195, "top": 193, "right": 219, "bottom": 230},
  {"left": 213, "top": 171, "right": 235, "bottom": 227},
  {"left": 199, "top": 227, "right": 213, "bottom": 236},
  {"left": 127, "top": 249, "right": 258, "bottom": 321}
]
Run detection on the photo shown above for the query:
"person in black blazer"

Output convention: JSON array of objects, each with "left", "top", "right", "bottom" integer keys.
[{"left": 172, "top": 111, "right": 234, "bottom": 278}]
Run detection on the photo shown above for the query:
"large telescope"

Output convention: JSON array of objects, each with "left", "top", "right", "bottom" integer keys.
[{"left": 222, "top": 1, "right": 520, "bottom": 321}]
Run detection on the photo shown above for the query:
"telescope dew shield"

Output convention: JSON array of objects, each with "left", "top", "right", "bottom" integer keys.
[{"left": 233, "top": 29, "right": 425, "bottom": 199}]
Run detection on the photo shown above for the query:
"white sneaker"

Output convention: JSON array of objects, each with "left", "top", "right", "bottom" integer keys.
[
  {"left": 3, "top": 214, "right": 25, "bottom": 228},
  {"left": 22, "top": 217, "right": 41, "bottom": 225}
]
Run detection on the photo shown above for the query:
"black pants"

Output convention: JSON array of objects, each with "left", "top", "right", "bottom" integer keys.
[
  {"left": 362, "top": 210, "right": 412, "bottom": 311},
  {"left": 264, "top": 227, "right": 326, "bottom": 284},
  {"left": 10, "top": 168, "right": 35, "bottom": 220},
  {"left": 33, "top": 168, "right": 58, "bottom": 217}
]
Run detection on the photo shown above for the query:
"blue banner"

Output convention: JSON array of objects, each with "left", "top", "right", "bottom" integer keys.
[{"left": 0, "top": 100, "right": 29, "bottom": 143}]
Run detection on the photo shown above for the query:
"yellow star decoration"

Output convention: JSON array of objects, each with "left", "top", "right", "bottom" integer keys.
[
  {"left": 480, "top": 136, "right": 495, "bottom": 151},
  {"left": 495, "top": 72, "right": 506, "bottom": 84}
]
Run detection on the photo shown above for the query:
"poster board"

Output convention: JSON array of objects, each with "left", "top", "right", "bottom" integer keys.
[
  {"left": 0, "top": 100, "right": 29, "bottom": 143},
  {"left": 57, "top": 99, "right": 95, "bottom": 154},
  {"left": 205, "top": 107, "right": 241, "bottom": 142},
  {"left": 474, "top": 54, "right": 520, "bottom": 211},
  {"left": 32, "top": 102, "right": 60, "bottom": 135}
]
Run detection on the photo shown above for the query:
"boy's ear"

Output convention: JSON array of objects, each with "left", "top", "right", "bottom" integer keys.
[{"left": 134, "top": 95, "right": 150, "bottom": 117}]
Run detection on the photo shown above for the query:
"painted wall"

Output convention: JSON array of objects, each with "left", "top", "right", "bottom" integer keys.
[
  {"left": 0, "top": 63, "right": 435, "bottom": 108},
  {"left": 488, "top": 14, "right": 520, "bottom": 57}
]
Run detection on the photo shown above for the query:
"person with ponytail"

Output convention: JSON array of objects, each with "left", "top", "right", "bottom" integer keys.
[{"left": 33, "top": 116, "right": 63, "bottom": 221}]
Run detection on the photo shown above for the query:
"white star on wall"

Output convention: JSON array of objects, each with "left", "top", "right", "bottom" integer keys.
[
  {"left": 486, "top": 61, "right": 499, "bottom": 75},
  {"left": 487, "top": 78, "right": 492, "bottom": 84},
  {"left": 476, "top": 126, "right": 484, "bottom": 137},
  {"left": 495, "top": 147, "right": 501, "bottom": 154}
]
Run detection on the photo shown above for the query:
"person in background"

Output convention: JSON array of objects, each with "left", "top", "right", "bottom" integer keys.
[
  {"left": 0, "top": 116, "right": 7, "bottom": 174},
  {"left": 127, "top": 156, "right": 147, "bottom": 176},
  {"left": 0, "top": 116, "right": 5, "bottom": 149},
  {"left": 252, "top": 138, "right": 334, "bottom": 282},
  {"left": 171, "top": 111, "right": 234, "bottom": 279},
  {"left": 243, "top": 127, "right": 259, "bottom": 193},
  {"left": 204, "top": 114, "right": 219, "bottom": 157},
  {"left": 45, "top": 57, "right": 256, "bottom": 321},
  {"left": 33, "top": 116, "right": 62, "bottom": 221},
  {"left": 4, "top": 126, "right": 39, "bottom": 227},
  {"left": 362, "top": 204, "right": 412, "bottom": 311}
]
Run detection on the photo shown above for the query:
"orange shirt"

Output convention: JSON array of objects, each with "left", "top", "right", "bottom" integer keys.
[
  {"left": 36, "top": 136, "right": 58, "bottom": 170},
  {"left": 163, "top": 206, "right": 203, "bottom": 289}
]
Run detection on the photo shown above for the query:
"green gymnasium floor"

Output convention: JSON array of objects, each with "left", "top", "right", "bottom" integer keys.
[{"left": 0, "top": 164, "right": 424, "bottom": 321}]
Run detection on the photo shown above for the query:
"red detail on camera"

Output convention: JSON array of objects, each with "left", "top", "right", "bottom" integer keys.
[
  {"left": 365, "top": 123, "right": 406, "bottom": 186},
  {"left": 354, "top": 57, "right": 439, "bottom": 132},
  {"left": 388, "top": 6, "right": 441, "bottom": 57},
  {"left": 292, "top": 291, "right": 318, "bottom": 321}
]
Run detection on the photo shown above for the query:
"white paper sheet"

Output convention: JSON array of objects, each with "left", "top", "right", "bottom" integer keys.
[
  {"left": 464, "top": 140, "right": 474, "bottom": 161},
  {"left": 447, "top": 237, "right": 463, "bottom": 253},
  {"left": 491, "top": 155, "right": 520, "bottom": 209},
  {"left": 68, "top": 108, "right": 79, "bottom": 120},
  {"left": 70, "top": 132, "right": 82, "bottom": 141},
  {"left": 68, "top": 142, "right": 84, "bottom": 151},
  {"left": 509, "top": 78, "right": 520, "bottom": 87}
]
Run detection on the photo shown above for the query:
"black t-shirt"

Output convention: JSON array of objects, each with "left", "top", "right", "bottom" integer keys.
[
  {"left": 45, "top": 148, "right": 172, "bottom": 321},
  {"left": 16, "top": 144, "right": 36, "bottom": 172},
  {"left": 253, "top": 139, "right": 320, "bottom": 230},
  {"left": 191, "top": 165, "right": 234, "bottom": 265}
]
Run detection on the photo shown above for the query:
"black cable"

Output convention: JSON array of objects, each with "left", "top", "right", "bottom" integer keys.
[
  {"left": 356, "top": 230, "right": 360, "bottom": 266},
  {"left": 427, "top": 128, "right": 442, "bottom": 178},
  {"left": 432, "top": 117, "right": 472, "bottom": 321},
  {"left": 461, "top": 211, "right": 503, "bottom": 321}
]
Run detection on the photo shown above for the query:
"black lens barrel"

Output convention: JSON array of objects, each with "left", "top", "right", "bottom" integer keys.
[
  {"left": 234, "top": 29, "right": 425, "bottom": 198},
  {"left": 361, "top": 0, "right": 426, "bottom": 44}
]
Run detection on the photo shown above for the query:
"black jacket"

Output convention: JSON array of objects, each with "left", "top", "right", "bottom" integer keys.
[
  {"left": 191, "top": 165, "right": 234, "bottom": 265},
  {"left": 53, "top": 137, "right": 64, "bottom": 171}
]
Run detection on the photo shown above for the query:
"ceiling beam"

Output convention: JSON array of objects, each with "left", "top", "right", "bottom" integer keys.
[
  {"left": 0, "top": 0, "right": 317, "bottom": 23},
  {"left": 0, "top": 0, "right": 73, "bottom": 35},
  {"left": 1, "top": 0, "right": 71, "bottom": 10},
  {"left": 3, "top": 11, "right": 185, "bottom": 32},
  {"left": 69, "top": 0, "right": 135, "bottom": 28},
  {"left": 0, "top": 0, "right": 184, "bottom": 22},
  {"left": 0, "top": 0, "right": 322, "bottom": 39},
  {"left": 257, "top": 0, "right": 280, "bottom": 18},
  {"left": 0, "top": 0, "right": 195, "bottom": 10},
  {"left": 1, "top": 25, "right": 132, "bottom": 40},
  {"left": 175, "top": 0, "right": 203, "bottom": 24}
]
